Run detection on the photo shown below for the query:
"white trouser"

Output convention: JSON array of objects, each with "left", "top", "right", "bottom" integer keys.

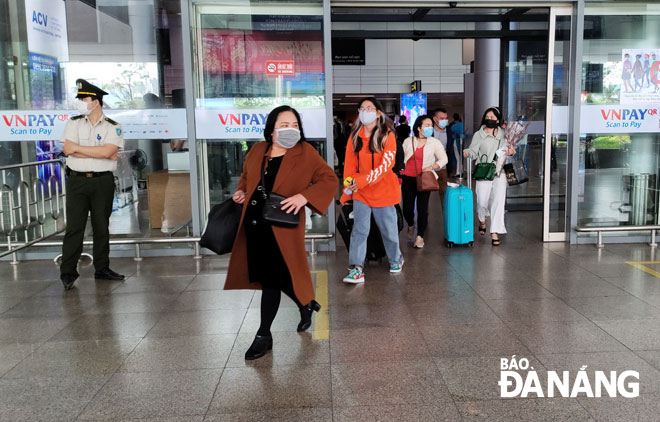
[{"left": 475, "top": 172, "right": 507, "bottom": 234}]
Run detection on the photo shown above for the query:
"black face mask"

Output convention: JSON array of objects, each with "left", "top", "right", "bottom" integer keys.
[{"left": 484, "top": 119, "right": 498, "bottom": 129}]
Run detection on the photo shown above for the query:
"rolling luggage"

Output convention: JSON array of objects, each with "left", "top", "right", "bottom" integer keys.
[
  {"left": 337, "top": 202, "right": 403, "bottom": 262},
  {"left": 444, "top": 158, "right": 474, "bottom": 248}
]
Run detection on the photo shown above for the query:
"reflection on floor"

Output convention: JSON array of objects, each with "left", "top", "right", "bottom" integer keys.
[{"left": 2, "top": 199, "right": 660, "bottom": 420}]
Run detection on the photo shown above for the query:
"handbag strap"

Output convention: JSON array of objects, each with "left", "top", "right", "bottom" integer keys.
[{"left": 259, "top": 146, "right": 272, "bottom": 201}]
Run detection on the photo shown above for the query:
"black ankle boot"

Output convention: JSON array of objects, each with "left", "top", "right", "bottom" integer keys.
[
  {"left": 245, "top": 334, "right": 273, "bottom": 360},
  {"left": 297, "top": 300, "right": 321, "bottom": 332}
]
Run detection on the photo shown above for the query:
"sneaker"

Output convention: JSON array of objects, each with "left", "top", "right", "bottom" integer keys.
[
  {"left": 390, "top": 258, "right": 404, "bottom": 273},
  {"left": 407, "top": 226, "right": 415, "bottom": 241},
  {"left": 413, "top": 236, "right": 424, "bottom": 249},
  {"left": 343, "top": 267, "right": 365, "bottom": 284}
]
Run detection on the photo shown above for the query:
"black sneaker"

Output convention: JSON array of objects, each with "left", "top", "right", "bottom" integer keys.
[{"left": 94, "top": 267, "right": 125, "bottom": 280}]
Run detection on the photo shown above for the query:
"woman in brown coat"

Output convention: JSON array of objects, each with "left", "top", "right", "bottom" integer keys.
[{"left": 226, "top": 105, "right": 338, "bottom": 360}]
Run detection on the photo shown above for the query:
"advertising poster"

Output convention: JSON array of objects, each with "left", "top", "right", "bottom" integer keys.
[
  {"left": 400, "top": 93, "right": 427, "bottom": 126},
  {"left": 0, "top": 109, "right": 188, "bottom": 142},
  {"left": 621, "top": 48, "right": 660, "bottom": 105},
  {"left": 551, "top": 104, "right": 660, "bottom": 134},
  {"left": 24, "top": 0, "right": 69, "bottom": 62}
]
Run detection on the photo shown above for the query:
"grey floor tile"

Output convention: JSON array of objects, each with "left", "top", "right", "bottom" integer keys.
[
  {"left": 408, "top": 296, "right": 502, "bottom": 325},
  {"left": 35, "top": 277, "right": 124, "bottom": 296},
  {"left": 565, "top": 296, "right": 660, "bottom": 321},
  {"left": 594, "top": 319, "right": 660, "bottom": 350},
  {"left": 146, "top": 309, "right": 246, "bottom": 338},
  {"left": 457, "top": 398, "right": 594, "bottom": 421},
  {"left": 331, "top": 359, "right": 453, "bottom": 408},
  {"left": 0, "top": 343, "right": 39, "bottom": 377},
  {"left": 185, "top": 273, "right": 227, "bottom": 291},
  {"left": 537, "top": 351, "right": 660, "bottom": 395},
  {"left": 398, "top": 279, "right": 475, "bottom": 303},
  {"left": 486, "top": 297, "right": 590, "bottom": 323},
  {"left": 205, "top": 407, "right": 332, "bottom": 422},
  {"left": 225, "top": 332, "right": 329, "bottom": 368},
  {"left": 0, "top": 295, "right": 24, "bottom": 314},
  {"left": 0, "top": 374, "right": 109, "bottom": 421},
  {"left": 172, "top": 290, "right": 255, "bottom": 312},
  {"left": 605, "top": 275, "right": 660, "bottom": 297},
  {"left": 539, "top": 277, "right": 628, "bottom": 298},
  {"left": 85, "top": 292, "right": 180, "bottom": 314},
  {"left": 119, "top": 334, "right": 235, "bottom": 372},
  {"left": 333, "top": 404, "right": 460, "bottom": 421},
  {"left": 508, "top": 321, "right": 628, "bottom": 354},
  {"left": 420, "top": 322, "right": 530, "bottom": 358},
  {"left": 327, "top": 282, "right": 404, "bottom": 307},
  {"left": 1, "top": 294, "right": 105, "bottom": 319},
  {"left": 0, "top": 280, "right": 54, "bottom": 298},
  {"left": 48, "top": 312, "right": 161, "bottom": 341},
  {"left": 112, "top": 417, "right": 204, "bottom": 422},
  {"left": 577, "top": 394, "right": 660, "bottom": 422},
  {"left": 329, "top": 302, "right": 416, "bottom": 330},
  {"left": 3, "top": 337, "right": 141, "bottom": 379},
  {"left": 79, "top": 369, "right": 222, "bottom": 420},
  {"left": 111, "top": 275, "right": 195, "bottom": 294},
  {"left": 469, "top": 278, "right": 555, "bottom": 300},
  {"left": 434, "top": 355, "right": 545, "bottom": 401},
  {"left": 330, "top": 327, "right": 430, "bottom": 363},
  {"left": 207, "top": 365, "right": 331, "bottom": 414},
  {"left": 0, "top": 316, "right": 71, "bottom": 345}
]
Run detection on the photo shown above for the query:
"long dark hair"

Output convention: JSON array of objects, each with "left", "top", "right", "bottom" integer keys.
[
  {"left": 350, "top": 97, "right": 392, "bottom": 153},
  {"left": 412, "top": 115, "right": 433, "bottom": 138},
  {"left": 480, "top": 106, "right": 502, "bottom": 128},
  {"left": 264, "top": 105, "right": 306, "bottom": 144}
]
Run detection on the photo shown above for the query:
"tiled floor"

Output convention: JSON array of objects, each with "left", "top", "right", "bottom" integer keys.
[{"left": 2, "top": 210, "right": 660, "bottom": 421}]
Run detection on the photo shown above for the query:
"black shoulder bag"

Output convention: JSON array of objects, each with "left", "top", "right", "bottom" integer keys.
[{"left": 259, "top": 152, "right": 300, "bottom": 228}]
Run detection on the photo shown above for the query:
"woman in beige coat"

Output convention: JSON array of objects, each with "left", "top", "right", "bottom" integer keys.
[
  {"left": 401, "top": 115, "right": 448, "bottom": 248},
  {"left": 226, "top": 106, "right": 337, "bottom": 360}
]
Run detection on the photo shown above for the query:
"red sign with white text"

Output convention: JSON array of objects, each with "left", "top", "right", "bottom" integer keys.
[{"left": 265, "top": 60, "right": 295, "bottom": 75}]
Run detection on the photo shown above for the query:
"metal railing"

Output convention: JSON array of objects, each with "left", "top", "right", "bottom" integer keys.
[
  {"left": 575, "top": 225, "right": 660, "bottom": 249},
  {"left": 0, "top": 159, "right": 66, "bottom": 262},
  {"left": 2, "top": 233, "right": 334, "bottom": 263}
]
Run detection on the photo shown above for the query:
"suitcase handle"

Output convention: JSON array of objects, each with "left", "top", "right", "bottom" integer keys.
[{"left": 465, "top": 156, "right": 472, "bottom": 188}]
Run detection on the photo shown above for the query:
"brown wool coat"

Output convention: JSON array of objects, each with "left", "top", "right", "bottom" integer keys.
[{"left": 224, "top": 141, "right": 338, "bottom": 305}]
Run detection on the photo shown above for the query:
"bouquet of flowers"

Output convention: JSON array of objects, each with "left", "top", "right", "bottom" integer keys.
[
  {"left": 503, "top": 117, "right": 528, "bottom": 149},
  {"left": 496, "top": 116, "right": 528, "bottom": 175}
]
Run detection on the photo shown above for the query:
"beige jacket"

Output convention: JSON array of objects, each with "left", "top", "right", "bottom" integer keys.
[{"left": 402, "top": 136, "right": 448, "bottom": 172}]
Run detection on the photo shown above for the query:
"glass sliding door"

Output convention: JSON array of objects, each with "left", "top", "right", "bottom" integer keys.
[
  {"left": 543, "top": 6, "right": 572, "bottom": 241},
  {"left": 191, "top": 1, "right": 329, "bottom": 234}
]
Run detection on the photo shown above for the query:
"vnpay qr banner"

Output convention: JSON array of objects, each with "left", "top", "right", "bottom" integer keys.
[
  {"left": 552, "top": 104, "right": 660, "bottom": 134},
  {"left": 0, "top": 109, "right": 188, "bottom": 141},
  {"left": 195, "top": 109, "right": 327, "bottom": 139}
]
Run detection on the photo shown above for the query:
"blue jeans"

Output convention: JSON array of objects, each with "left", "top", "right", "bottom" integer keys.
[{"left": 349, "top": 200, "right": 403, "bottom": 268}]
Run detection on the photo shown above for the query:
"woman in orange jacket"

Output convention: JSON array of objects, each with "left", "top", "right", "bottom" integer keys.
[{"left": 340, "top": 97, "right": 403, "bottom": 283}]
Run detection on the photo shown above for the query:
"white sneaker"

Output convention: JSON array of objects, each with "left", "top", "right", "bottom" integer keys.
[
  {"left": 413, "top": 236, "right": 424, "bottom": 249},
  {"left": 343, "top": 267, "right": 365, "bottom": 284},
  {"left": 407, "top": 226, "right": 415, "bottom": 241}
]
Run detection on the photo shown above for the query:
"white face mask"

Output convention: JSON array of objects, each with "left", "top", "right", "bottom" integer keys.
[
  {"left": 359, "top": 110, "right": 378, "bottom": 125},
  {"left": 274, "top": 127, "right": 300, "bottom": 149},
  {"left": 75, "top": 100, "right": 92, "bottom": 116}
]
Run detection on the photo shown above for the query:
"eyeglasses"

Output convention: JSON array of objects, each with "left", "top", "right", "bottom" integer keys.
[{"left": 358, "top": 107, "right": 377, "bottom": 112}]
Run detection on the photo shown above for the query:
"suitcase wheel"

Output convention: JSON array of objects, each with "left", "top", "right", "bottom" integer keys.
[
  {"left": 468, "top": 242, "right": 474, "bottom": 248},
  {"left": 445, "top": 241, "right": 454, "bottom": 248}
]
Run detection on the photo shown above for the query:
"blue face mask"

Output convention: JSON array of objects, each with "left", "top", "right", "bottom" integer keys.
[{"left": 422, "top": 127, "right": 434, "bottom": 138}]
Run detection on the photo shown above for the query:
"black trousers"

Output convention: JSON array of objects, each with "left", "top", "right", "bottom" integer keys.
[
  {"left": 60, "top": 173, "right": 114, "bottom": 275},
  {"left": 401, "top": 175, "right": 431, "bottom": 238}
]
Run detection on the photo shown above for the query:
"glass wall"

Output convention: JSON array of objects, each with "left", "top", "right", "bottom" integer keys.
[
  {"left": 192, "top": 1, "right": 329, "bottom": 235},
  {"left": 578, "top": 3, "right": 660, "bottom": 227},
  {"left": 0, "top": 0, "right": 190, "bottom": 250}
]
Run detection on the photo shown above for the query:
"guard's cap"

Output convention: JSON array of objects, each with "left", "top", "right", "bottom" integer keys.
[{"left": 75, "top": 79, "right": 108, "bottom": 99}]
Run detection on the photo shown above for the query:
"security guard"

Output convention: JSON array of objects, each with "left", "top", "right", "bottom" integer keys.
[{"left": 60, "top": 79, "right": 125, "bottom": 290}]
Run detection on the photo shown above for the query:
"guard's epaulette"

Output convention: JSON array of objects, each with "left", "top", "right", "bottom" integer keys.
[
  {"left": 70, "top": 115, "right": 84, "bottom": 120},
  {"left": 104, "top": 117, "right": 119, "bottom": 125}
]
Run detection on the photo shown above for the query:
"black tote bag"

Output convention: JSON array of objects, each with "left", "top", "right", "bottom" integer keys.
[{"left": 199, "top": 198, "right": 242, "bottom": 255}]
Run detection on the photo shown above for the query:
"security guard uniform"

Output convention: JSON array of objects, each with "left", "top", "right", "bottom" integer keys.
[{"left": 60, "top": 79, "right": 125, "bottom": 289}]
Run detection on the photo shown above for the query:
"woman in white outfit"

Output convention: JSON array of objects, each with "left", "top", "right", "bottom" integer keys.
[{"left": 463, "top": 107, "right": 515, "bottom": 246}]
